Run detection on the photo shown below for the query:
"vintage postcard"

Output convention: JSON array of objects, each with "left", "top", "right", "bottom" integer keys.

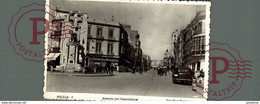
[{"left": 44, "top": 0, "right": 211, "bottom": 101}]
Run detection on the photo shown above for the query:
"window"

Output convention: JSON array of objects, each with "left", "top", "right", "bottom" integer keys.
[
  {"left": 197, "top": 62, "right": 200, "bottom": 71},
  {"left": 108, "top": 29, "right": 114, "bottom": 37},
  {"left": 87, "top": 42, "right": 89, "bottom": 51},
  {"left": 107, "top": 44, "right": 113, "bottom": 55},
  {"left": 51, "top": 31, "right": 61, "bottom": 40},
  {"left": 97, "top": 27, "right": 102, "bottom": 37},
  {"left": 198, "top": 36, "right": 201, "bottom": 50},
  {"left": 96, "top": 43, "right": 102, "bottom": 54},
  {"left": 202, "top": 21, "right": 206, "bottom": 34},
  {"left": 202, "top": 36, "right": 205, "bottom": 50},
  {"left": 88, "top": 25, "right": 91, "bottom": 35}
]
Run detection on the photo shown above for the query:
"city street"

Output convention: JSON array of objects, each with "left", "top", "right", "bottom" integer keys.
[{"left": 46, "top": 69, "right": 202, "bottom": 98}]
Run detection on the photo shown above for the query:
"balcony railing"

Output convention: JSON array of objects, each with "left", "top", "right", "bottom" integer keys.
[
  {"left": 87, "top": 34, "right": 92, "bottom": 38},
  {"left": 95, "top": 51, "right": 103, "bottom": 55},
  {"left": 107, "top": 52, "right": 114, "bottom": 55},
  {"left": 192, "top": 50, "right": 205, "bottom": 56},
  {"left": 96, "top": 35, "right": 104, "bottom": 39},
  {"left": 108, "top": 36, "right": 115, "bottom": 41}
]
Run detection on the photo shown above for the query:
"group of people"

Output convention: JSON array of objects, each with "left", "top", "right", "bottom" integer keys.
[
  {"left": 156, "top": 66, "right": 168, "bottom": 76},
  {"left": 132, "top": 67, "right": 144, "bottom": 75},
  {"left": 95, "top": 62, "right": 114, "bottom": 74}
]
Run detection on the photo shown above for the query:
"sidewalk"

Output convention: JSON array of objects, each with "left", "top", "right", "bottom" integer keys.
[{"left": 47, "top": 71, "right": 116, "bottom": 77}]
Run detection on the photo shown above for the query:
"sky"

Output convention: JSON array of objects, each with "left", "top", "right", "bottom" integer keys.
[{"left": 50, "top": 0, "right": 206, "bottom": 60}]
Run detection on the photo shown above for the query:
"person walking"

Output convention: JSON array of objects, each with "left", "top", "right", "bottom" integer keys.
[{"left": 105, "top": 62, "right": 109, "bottom": 74}]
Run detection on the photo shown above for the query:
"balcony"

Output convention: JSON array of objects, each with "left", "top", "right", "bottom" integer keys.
[
  {"left": 194, "top": 29, "right": 202, "bottom": 35},
  {"left": 108, "top": 36, "right": 115, "bottom": 41},
  {"left": 192, "top": 50, "right": 205, "bottom": 56},
  {"left": 51, "top": 47, "right": 60, "bottom": 53},
  {"left": 95, "top": 51, "right": 103, "bottom": 55},
  {"left": 107, "top": 52, "right": 115, "bottom": 56},
  {"left": 96, "top": 35, "right": 104, "bottom": 40},
  {"left": 87, "top": 34, "right": 92, "bottom": 38}
]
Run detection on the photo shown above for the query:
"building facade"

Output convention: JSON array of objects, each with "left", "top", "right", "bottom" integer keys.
[
  {"left": 170, "top": 11, "right": 206, "bottom": 90},
  {"left": 172, "top": 11, "right": 206, "bottom": 73},
  {"left": 47, "top": 9, "right": 120, "bottom": 72},
  {"left": 47, "top": 9, "right": 148, "bottom": 73},
  {"left": 183, "top": 11, "right": 206, "bottom": 74},
  {"left": 119, "top": 24, "right": 135, "bottom": 70},
  {"left": 86, "top": 18, "right": 120, "bottom": 68},
  {"left": 119, "top": 24, "right": 144, "bottom": 72}
]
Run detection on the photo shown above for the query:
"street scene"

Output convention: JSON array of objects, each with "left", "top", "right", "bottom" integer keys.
[
  {"left": 45, "top": 0, "right": 209, "bottom": 100},
  {"left": 47, "top": 69, "right": 200, "bottom": 98}
]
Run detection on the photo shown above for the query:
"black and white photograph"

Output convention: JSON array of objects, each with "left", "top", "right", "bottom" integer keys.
[{"left": 44, "top": 0, "right": 211, "bottom": 101}]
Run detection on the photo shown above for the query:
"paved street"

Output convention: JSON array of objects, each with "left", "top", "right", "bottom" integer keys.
[{"left": 46, "top": 69, "right": 202, "bottom": 98}]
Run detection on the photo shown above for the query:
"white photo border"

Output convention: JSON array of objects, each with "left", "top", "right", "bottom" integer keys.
[{"left": 43, "top": 0, "right": 211, "bottom": 101}]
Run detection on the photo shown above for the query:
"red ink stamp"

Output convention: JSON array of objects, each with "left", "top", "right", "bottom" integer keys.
[
  {"left": 8, "top": 3, "right": 72, "bottom": 62},
  {"left": 189, "top": 42, "right": 252, "bottom": 100}
]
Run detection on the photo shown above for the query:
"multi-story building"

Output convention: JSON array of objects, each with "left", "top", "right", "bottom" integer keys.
[
  {"left": 129, "top": 30, "right": 142, "bottom": 71},
  {"left": 172, "top": 11, "right": 206, "bottom": 73},
  {"left": 47, "top": 9, "right": 120, "bottom": 72},
  {"left": 170, "top": 29, "right": 180, "bottom": 63},
  {"left": 47, "top": 9, "right": 146, "bottom": 73},
  {"left": 183, "top": 11, "right": 206, "bottom": 73},
  {"left": 174, "top": 30, "right": 184, "bottom": 68},
  {"left": 119, "top": 24, "right": 143, "bottom": 72},
  {"left": 86, "top": 18, "right": 120, "bottom": 68},
  {"left": 170, "top": 11, "right": 206, "bottom": 90},
  {"left": 169, "top": 30, "right": 178, "bottom": 69},
  {"left": 119, "top": 24, "right": 135, "bottom": 70}
]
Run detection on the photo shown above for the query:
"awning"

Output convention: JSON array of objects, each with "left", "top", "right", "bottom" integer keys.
[{"left": 46, "top": 53, "right": 61, "bottom": 61}]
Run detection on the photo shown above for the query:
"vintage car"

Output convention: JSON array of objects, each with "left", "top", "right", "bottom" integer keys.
[{"left": 172, "top": 66, "right": 194, "bottom": 84}]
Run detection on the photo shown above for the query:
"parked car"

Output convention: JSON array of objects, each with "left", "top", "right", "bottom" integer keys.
[{"left": 172, "top": 66, "right": 193, "bottom": 84}]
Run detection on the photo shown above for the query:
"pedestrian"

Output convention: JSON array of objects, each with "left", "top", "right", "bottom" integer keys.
[
  {"left": 98, "top": 63, "right": 102, "bottom": 74},
  {"left": 105, "top": 62, "right": 110, "bottom": 74},
  {"left": 132, "top": 67, "right": 136, "bottom": 74},
  {"left": 139, "top": 67, "right": 143, "bottom": 75},
  {"left": 157, "top": 67, "right": 161, "bottom": 76},
  {"left": 110, "top": 64, "right": 114, "bottom": 75}
]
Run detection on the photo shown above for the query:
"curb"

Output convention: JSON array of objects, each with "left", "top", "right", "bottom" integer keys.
[{"left": 48, "top": 72, "right": 115, "bottom": 77}]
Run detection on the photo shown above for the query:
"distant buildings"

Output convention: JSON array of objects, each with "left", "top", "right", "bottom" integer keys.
[
  {"left": 162, "top": 49, "right": 171, "bottom": 70},
  {"left": 151, "top": 60, "right": 162, "bottom": 68}
]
